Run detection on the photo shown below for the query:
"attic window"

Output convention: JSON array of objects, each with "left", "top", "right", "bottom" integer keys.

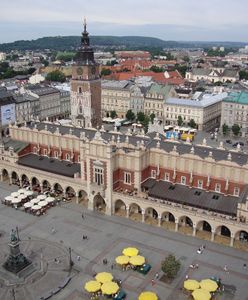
[
  {"left": 212, "top": 195, "right": 219, "bottom": 200},
  {"left": 194, "top": 191, "right": 201, "bottom": 196},
  {"left": 168, "top": 185, "right": 175, "bottom": 190}
]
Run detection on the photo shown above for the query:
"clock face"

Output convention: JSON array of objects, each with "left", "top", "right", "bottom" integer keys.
[{"left": 77, "top": 67, "right": 83, "bottom": 75}]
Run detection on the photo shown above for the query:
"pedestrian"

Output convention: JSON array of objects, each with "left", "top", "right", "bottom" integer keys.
[
  {"left": 77, "top": 255, "right": 81, "bottom": 261},
  {"left": 82, "top": 213, "right": 84, "bottom": 219},
  {"left": 155, "top": 273, "right": 159, "bottom": 279},
  {"left": 111, "top": 264, "right": 114, "bottom": 270},
  {"left": 51, "top": 227, "right": 56, "bottom": 234},
  {"left": 151, "top": 279, "right": 155, "bottom": 286},
  {"left": 224, "top": 265, "right": 228, "bottom": 273},
  {"left": 243, "top": 263, "right": 247, "bottom": 270},
  {"left": 185, "top": 274, "right": 189, "bottom": 280}
]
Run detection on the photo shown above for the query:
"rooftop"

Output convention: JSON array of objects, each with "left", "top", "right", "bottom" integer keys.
[
  {"left": 142, "top": 178, "right": 243, "bottom": 216},
  {"left": 224, "top": 91, "right": 248, "bottom": 105},
  {"left": 18, "top": 153, "right": 80, "bottom": 178}
]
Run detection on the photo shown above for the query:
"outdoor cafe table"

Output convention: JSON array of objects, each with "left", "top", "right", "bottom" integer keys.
[
  {"left": 30, "top": 198, "right": 40, "bottom": 204},
  {"left": 38, "top": 200, "right": 48, "bottom": 207},
  {"left": 32, "top": 205, "right": 42, "bottom": 211},
  {"left": 37, "top": 195, "right": 47, "bottom": 201},
  {"left": 24, "top": 202, "right": 33, "bottom": 208},
  {"left": 17, "top": 194, "right": 27, "bottom": 201},
  {"left": 11, "top": 198, "right": 22, "bottom": 204},
  {"left": 46, "top": 197, "right": 55, "bottom": 203},
  {"left": 11, "top": 192, "right": 20, "bottom": 198},
  {"left": 24, "top": 190, "right": 33, "bottom": 197},
  {"left": 18, "top": 189, "right": 26, "bottom": 194},
  {"left": 5, "top": 196, "right": 14, "bottom": 202}
]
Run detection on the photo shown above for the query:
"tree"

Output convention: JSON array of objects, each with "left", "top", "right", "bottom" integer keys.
[
  {"left": 142, "top": 115, "right": 150, "bottom": 133},
  {"left": 177, "top": 116, "right": 183, "bottom": 126},
  {"left": 101, "top": 68, "right": 112, "bottom": 76},
  {"left": 232, "top": 124, "right": 241, "bottom": 136},
  {"left": 161, "top": 254, "right": 181, "bottom": 279},
  {"left": 188, "top": 119, "right": 197, "bottom": 129},
  {"left": 222, "top": 123, "right": 229, "bottom": 135},
  {"left": 137, "top": 112, "right": 145, "bottom": 123},
  {"left": 150, "top": 65, "right": 164, "bottom": 73},
  {"left": 239, "top": 70, "right": 248, "bottom": 80},
  {"left": 126, "top": 109, "right": 135, "bottom": 121},
  {"left": 46, "top": 70, "right": 66, "bottom": 82},
  {"left": 110, "top": 110, "right": 117, "bottom": 119},
  {"left": 150, "top": 113, "right": 156, "bottom": 123}
]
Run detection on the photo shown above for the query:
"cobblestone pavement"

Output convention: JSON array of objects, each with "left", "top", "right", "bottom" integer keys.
[{"left": 0, "top": 182, "right": 248, "bottom": 300}]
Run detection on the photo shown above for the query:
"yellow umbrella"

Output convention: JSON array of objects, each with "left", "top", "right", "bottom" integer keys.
[
  {"left": 115, "top": 255, "right": 130, "bottom": 265},
  {"left": 200, "top": 279, "right": 218, "bottom": 292},
  {"left": 192, "top": 288, "right": 211, "bottom": 300},
  {"left": 129, "top": 255, "right": 145, "bottom": 266},
  {"left": 84, "top": 280, "right": 101, "bottom": 293},
  {"left": 184, "top": 279, "right": 200, "bottom": 291},
  {"left": 101, "top": 281, "right": 119, "bottom": 295},
  {"left": 138, "top": 291, "right": 158, "bottom": 300},
  {"left": 122, "top": 247, "right": 139, "bottom": 257},
  {"left": 95, "top": 272, "right": 113, "bottom": 283}
]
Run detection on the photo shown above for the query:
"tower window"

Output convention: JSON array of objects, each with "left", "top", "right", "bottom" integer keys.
[
  {"left": 78, "top": 87, "right": 82, "bottom": 94},
  {"left": 124, "top": 172, "right": 131, "bottom": 184}
]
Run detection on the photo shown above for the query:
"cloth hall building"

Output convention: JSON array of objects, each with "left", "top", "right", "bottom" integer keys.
[{"left": 0, "top": 121, "right": 248, "bottom": 250}]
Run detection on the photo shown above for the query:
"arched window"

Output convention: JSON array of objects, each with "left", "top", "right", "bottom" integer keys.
[
  {"left": 181, "top": 176, "right": 186, "bottom": 185},
  {"left": 33, "top": 147, "right": 37, "bottom": 154},
  {"left": 65, "top": 153, "right": 70, "bottom": 161},
  {"left": 43, "top": 149, "right": 47, "bottom": 156},
  {"left": 78, "top": 87, "right": 82, "bottom": 93}
]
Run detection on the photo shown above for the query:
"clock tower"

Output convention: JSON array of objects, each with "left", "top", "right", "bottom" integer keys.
[{"left": 71, "top": 19, "right": 101, "bottom": 128}]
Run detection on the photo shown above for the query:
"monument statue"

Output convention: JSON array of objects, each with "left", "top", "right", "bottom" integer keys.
[{"left": 10, "top": 229, "right": 18, "bottom": 242}]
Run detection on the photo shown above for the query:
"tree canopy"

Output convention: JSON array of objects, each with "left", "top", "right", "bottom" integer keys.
[
  {"left": 232, "top": 124, "right": 241, "bottom": 136},
  {"left": 46, "top": 70, "right": 66, "bottom": 82},
  {"left": 161, "top": 254, "right": 181, "bottom": 279}
]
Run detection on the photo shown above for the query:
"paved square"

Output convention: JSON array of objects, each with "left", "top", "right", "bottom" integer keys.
[{"left": 0, "top": 181, "right": 248, "bottom": 300}]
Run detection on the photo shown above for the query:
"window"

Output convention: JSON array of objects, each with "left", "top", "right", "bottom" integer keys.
[
  {"left": 124, "top": 172, "right": 131, "bottom": 184},
  {"left": 43, "top": 149, "right": 47, "bottom": 156},
  {"left": 65, "top": 153, "right": 70, "bottom": 161},
  {"left": 234, "top": 187, "right": 240, "bottom": 196},
  {"left": 197, "top": 180, "right": 203, "bottom": 189},
  {"left": 151, "top": 170, "right": 156, "bottom": 178},
  {"left": 181, "top": 176, "right": 186, "bottom": 185},
  {"left": 215, "top": 183, "right": 221, "bottom": 193},
  {"left": 54, "top": 151, "right": 58, "bottom": 158},
  {"left": 78, "top": 87, "right": 82, "bottom": 93},
  {"left": 78, "top": 155, "right": 80, "bottom": 162},
  {"left": 164, "top": 173, "right": 170, "bottom": 181},
  {"left": 94, "top": 167, "right": 103, "bottom": 185},
  {"left": 33, "top": 147, "right": 37, "bottom": 154}
]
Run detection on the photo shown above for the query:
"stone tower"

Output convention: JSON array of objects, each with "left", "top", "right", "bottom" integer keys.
[{"left": 70, "top": 18, "right": 101, "bottom": 128}]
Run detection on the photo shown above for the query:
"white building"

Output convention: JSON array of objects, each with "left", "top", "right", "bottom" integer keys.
[
  {"left": 0, "top": 52, "right": 6, "bottom": 61},
  {"left": 164, "top": 93, "right": 228, "bottom": 131},
  {"left": 28, "top": 74, "right": 45, "bottom": 84}
]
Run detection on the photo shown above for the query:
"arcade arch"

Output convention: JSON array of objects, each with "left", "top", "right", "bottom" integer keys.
[
  {"left": 129, "top": 203, "right": 142, "bottom": 222},
  {"left": 93, "top": 194, "right": 106, "bottom": 213},
  {"left": 114, "top": 199, "right": 126, "bottom": 216}
]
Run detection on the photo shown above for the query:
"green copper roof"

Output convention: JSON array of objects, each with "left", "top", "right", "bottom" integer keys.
[
  {"left": 224, "top": 92, "right": 248, "bottom": 105},
  {"left": 147, "top": 83, "right": 173, "bottom": 98}
]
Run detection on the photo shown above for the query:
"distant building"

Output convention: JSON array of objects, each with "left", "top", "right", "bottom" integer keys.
[
  {"left": 0, "top": 52, "right": 6, "bottom": 61},
  {"left": 28, "top": 74, "right": 45, "bottom": 84},
  {"left": 164, "top": 92, "right": 227, "bottom": 130},
  {"left": 0, "top": 87, "right": 16, "bottom": 133},
  {"left": 186, "top": 68, "right": 239, "bottom": 83},
  {"left": 14, "top": 93, "right": 39, "bottom": 123},
  {"left": 220, "top": 91, "right": 248, "bottom": 136}
]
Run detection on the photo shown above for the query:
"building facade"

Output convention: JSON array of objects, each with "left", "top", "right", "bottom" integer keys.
[
  {"left": 70, "top": 20, "right": 101, "bottom": 128},
  {"left": 186, "top": 68, "right": 239, "bottom": 83},
  {"left": 164, "top": 93, "right": 227, "bottom": 131},
  {"left": 220, "top": 91, "right": 248, "bottom": 136},
  {"left": 1, "top": 122, "right": 248, "bottom": 250}
]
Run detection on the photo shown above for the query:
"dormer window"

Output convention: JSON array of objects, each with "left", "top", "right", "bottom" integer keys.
[{"left": 215, "top": 183, "right": 221, "bottom": 193}]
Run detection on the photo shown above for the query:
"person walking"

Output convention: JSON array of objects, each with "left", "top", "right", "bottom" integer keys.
[{"left": 82, "top": 213, "right": 84, "bottom": 219}]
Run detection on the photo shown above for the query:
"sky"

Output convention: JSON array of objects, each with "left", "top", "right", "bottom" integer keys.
[{"left": 0, "top": 0, "right": 248, "bottom": 43}]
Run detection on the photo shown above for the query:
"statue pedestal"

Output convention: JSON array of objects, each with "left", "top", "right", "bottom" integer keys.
[{"left": 3, "top": 240, "right": 32, "bottom": 275}]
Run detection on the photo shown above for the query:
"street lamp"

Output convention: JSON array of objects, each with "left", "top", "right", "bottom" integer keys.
[{"left": 69, "top": 247, "right": 74, "bottom": 268}]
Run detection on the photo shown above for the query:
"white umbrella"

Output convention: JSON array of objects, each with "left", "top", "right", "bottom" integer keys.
[
  {"left": 38, "top": 200, "right": 48, "bottom": 207},
  {"left": 46, "top": 197, "right": 55, "bottom": 203},
  {"left": 24, "top": 190, "right": 33, "bottom": 197},
  {"left": 30, "top": 198, "right": 40, "bottom": 204},
  {"left": 37, "top": 195, "right": 47, "bottom": 201},
  {"left": 24, "top": 202, "right": 33, "bottom": 208},
  {"left": 11, "top": 192, "right": 20, "bottom": 198},
  {"left": 5, "top": 196, "right": 14, "bottom": 202},
  {"left": 18, "top": 194, "right": 27, "bottom": 201},
  {"left": 12, "top": 198, "right": 22, "bottom": 204},
  {"left": 32, "top": 205, "right": 42, "bottom": 210},
  {"left": 18, "top": 189, "right": 26, "bottom": 194}
]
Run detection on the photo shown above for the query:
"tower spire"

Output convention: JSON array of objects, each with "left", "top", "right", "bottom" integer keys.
[{"left": 83, "top": 17, "right": 87, "bottom": 33}]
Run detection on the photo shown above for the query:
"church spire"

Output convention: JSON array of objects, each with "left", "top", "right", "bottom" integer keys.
[{"left": 81, "top": 17, "right": 90, "bottom": 47}]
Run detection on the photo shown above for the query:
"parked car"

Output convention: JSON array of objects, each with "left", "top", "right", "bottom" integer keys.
[
  {"left": 113, "top": 289, "right": 126, "bottom": 300},
  {"left": 225, "top": 139, "right": 232, "bottom": 144},
  {"left": 136, "top": 263, "right": 151, "bottom": 274}
]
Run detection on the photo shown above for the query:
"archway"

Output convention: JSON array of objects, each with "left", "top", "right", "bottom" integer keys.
[
  {"left": 2, "top": 169, "right": 9, "bottom": 182},
  {"left": 215, "top": 225, "right": 231, "bottom": 246},
  {"left": 21, "top": 174, "right": 30, "bottom": 188},
  {"left": 196, "top": 220, "right": 212, "bottom": 240},
  {"left": 129, "top": 203, "right": 142, "bottom": 222},
  {"left": 114, "top": 199, "right": 126, "bottom": 216},
  {"left": 93, "top": 194, "right": 106, "bottom": 213},
  {"left": 145, "top": 207, "right": 158, "bottom": 226},
  {"left": 42, "top": 180, "right": 51, "bottom": 192},
  {"left": 161, "top": 212, "right": 175, "bottom": 231},
  {"left": 78, "top": 190, "right": 88, "bottom": 207},
  {"left": 31, "top": 177, "right": 41, "bottom": 192},
  {"left": 11, "top": 171, "right": 20, "bottom": 186},
  {"left": 53, "top": 183, "right": 64, "bottom": 197},
  {"left": 234, "top": 230, "right": 248, "bottom": 251},
  {"left": 65, "top": 186, "right": 76, "bottom": 201},
  {"left": 178, "top": 215, "right": 193, "bottom": 235}
]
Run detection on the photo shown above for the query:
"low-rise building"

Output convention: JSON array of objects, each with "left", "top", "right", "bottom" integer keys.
[
  {"left": 14, "top": 93, "right": 39, "bottom": 123},
  {"left": 186, "top": 68, "right": 239, "bottom": 83},
  {"left": 164, "top": 92, "right": 227, "bottom": 130},
  {"left": 220, "top": 91, "right": 248, "bottom": 136}
]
